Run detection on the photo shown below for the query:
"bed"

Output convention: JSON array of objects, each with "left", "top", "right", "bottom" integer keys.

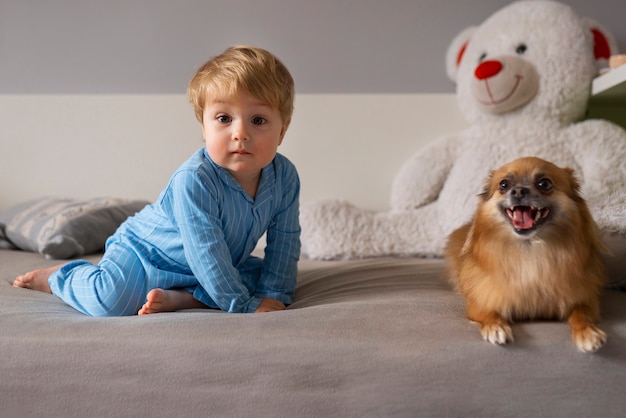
[{"left": 1, "top": 94, "right": 625, "bottom": 417}]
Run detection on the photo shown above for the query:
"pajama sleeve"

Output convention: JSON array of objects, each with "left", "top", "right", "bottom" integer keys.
[{"left": 255, "top": 157, "right": 301, "bottom": 304}]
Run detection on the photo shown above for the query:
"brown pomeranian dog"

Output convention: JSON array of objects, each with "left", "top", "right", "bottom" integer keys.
[{"left": 445, "top": 156, "right": 607, "bottom": 353}]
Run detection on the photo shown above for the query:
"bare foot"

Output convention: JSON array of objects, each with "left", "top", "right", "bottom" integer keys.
[
  {"left": 12, "top": 265, "right": 63, "bottom": 293},
  {"left": 138, "top": 288, "right": 206, "bottom": 315}
]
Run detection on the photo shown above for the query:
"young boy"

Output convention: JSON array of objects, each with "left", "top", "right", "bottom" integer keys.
[{"left": 13, "top": 45, "right": 301, "bottom": 316}]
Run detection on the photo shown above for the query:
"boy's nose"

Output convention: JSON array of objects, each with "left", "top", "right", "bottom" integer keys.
[{"left": 233, "top": 122, "right": 249, "bottom": 141}]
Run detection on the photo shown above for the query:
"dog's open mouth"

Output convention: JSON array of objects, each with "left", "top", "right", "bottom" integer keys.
[{"left": 505, "top": 206, "right": 550, "bottom": 233}]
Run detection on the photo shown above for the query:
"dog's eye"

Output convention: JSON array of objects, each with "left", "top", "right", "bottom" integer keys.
[
  {"left": 499, "top": 179, "right": 511, "bottom": 192},
  {"left": 536, "top": 178, "right": 552, "bottom": 191}
]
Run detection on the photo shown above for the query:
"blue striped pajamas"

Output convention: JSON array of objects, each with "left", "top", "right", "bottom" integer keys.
[{"left": 48, "top": 148, "right": 301, "bottom": 316}]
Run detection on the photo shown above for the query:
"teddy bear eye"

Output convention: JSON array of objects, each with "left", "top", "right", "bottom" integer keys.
[
  {"left": 478, "top": 52, "right": 488, "bottom": 62},
  {"left": 499, "top": 179, "right": 511, "bottom": 192},
  {"left": 536, "top": 178, "right": 552, "bottom": 191},
  {"left": 516, "top": 44, "right": 527, "bottom": 55}
]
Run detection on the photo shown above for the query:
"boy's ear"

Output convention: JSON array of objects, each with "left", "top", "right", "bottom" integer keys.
[
  {"left": 200, "top": 121, "right": 208, "bottom": 142},
  {"left": 278, "top": 118, "right": 291, "bottom": 145}
]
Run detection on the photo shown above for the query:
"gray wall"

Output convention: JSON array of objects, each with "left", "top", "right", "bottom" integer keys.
[{"left": 1, "top": 0, "right": 625, "bottom": 94}]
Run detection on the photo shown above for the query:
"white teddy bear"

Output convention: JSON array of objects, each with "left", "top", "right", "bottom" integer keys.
[{"left": 300, "top": 0, "right": 626, "bottom": 284}]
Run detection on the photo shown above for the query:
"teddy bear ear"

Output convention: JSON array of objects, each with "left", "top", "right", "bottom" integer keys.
[
  {"left": 445, "top": 26, "right": 477, "bottom": 83},
  {"left": 581, "top": 17, "right": 619, "bottom": 73}
]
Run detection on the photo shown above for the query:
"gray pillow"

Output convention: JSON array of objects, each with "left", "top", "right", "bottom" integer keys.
[
  {"left": 0, "top": 197, "right": 149, "bottom": 259},
  {"left": 0, "top": 223, "right": 17, "bottom": 250}
]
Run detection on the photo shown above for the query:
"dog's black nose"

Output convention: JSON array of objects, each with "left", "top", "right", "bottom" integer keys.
[{"left": 510, "top": 187, "right": 529, "bottom": 199}]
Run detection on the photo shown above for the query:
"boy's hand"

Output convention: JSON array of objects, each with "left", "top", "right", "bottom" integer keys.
[{"left": 255, "top": 298, "right": 286, "bottom": 313}]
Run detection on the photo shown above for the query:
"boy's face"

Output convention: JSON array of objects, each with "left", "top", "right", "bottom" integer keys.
[{"left": 202, "top": 90, "right": 287, "bottom": 184}]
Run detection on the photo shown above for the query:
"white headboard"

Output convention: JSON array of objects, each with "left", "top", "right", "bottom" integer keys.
[{"left": 0, "top": 94, "right": 467, "bottom": 212}]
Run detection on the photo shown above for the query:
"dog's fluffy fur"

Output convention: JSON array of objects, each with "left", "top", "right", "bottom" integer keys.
[{"left": 445, "top": 156, "right": 607, "bottom": 353}]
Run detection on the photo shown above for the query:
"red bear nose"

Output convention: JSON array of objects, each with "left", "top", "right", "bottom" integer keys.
[{"left": 475, "top": 60, "right": 503, "bottom": 80}]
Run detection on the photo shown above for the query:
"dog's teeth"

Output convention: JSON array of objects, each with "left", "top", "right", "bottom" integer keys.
[{"left": 535, "top": 210, "right": 541, "bottom": 221}]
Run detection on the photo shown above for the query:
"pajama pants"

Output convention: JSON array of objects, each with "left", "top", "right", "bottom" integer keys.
[{"left": 48, "top": 235, "right": 262, "bottom": 317}]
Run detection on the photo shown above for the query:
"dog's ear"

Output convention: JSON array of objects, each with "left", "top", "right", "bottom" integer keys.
[
  {"left": 460, "top": 223, "right": 475, "bottom": 256},
  {"left": 478, "top": 170, "right": 495, "bottom": 201},
  {"left": 565, "top": 167, "right": 581, "bottom": 191},
  {"left": 564, "top": 167, "right": 585, "bottom": 202}
]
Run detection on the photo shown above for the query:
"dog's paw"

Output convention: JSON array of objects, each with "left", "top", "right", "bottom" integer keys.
[
  {"left": 573, "top": 325, "right": 607, "bottom": 353},
  {"left": 480, "top": 323, "right": 514, "bottom": 345}
]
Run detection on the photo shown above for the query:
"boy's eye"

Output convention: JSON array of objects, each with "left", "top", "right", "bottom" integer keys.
[
  {"left": 217, "top": 115, "right": 231, "bottom": 123},
  {"left": 252, "top": 116, "right": 266, "bottom": 125}
]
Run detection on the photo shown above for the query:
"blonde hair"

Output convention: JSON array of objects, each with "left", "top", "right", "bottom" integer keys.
[{"left": 187, "top": 45, "right": 295, "bottom": 125}]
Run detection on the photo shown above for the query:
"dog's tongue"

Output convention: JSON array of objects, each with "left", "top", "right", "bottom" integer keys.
[{"left": 512, "top": 207, "right": 534, "bottom": 230}]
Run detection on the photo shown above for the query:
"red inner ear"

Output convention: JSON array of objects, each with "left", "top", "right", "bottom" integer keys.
[
  {"left": 456, "top": 42, "right": 468, "bottom": 67},
  {"left": 591, "top": 28, "right": 611, "bottom": 60}
]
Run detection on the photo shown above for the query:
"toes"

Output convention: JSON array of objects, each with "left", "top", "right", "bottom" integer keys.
[
  {"left": 481, "top": 323, "right": 514, "bottom": 345},
  {"left": 573, "top": 326, "right": 607, "bottom": 353},
  {"left": 12, "top": 274, "right": 30, "bottom": 288},
  {"left": 138, "top": 289, "right": 166, "bottom": 315}
]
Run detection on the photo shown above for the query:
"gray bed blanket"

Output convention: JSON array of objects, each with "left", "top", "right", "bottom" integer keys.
[{"left": 1, "top": 249, "right": 625, "bottom": 418}]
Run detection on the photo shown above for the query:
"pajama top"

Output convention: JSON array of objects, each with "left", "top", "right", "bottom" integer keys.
[{"left": 50, "top": 148, "right": 301, "bottom": 315}]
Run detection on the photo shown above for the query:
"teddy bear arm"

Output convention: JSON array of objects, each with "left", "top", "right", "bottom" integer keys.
[
  {"left": 568, "top": 120, "right": 626, "bottom": 201},
  {"left": 390, "top": 137, "right": 457, "bottom": 210}
]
